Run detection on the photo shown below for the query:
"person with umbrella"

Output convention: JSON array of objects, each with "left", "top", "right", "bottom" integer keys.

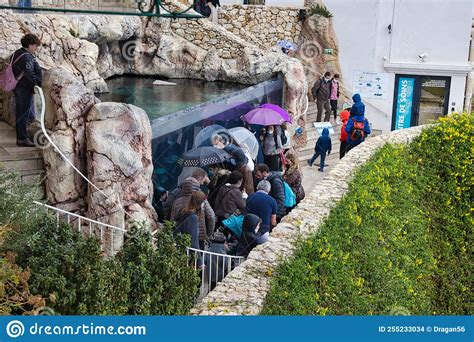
[
  {"left": 262, "top": 125, "right": 283, "bottom": 172},
  {"left": 212, "top": 133, "right": 254, "bottom": 194},
  {"left": 211, "top": 133, "right": 247, "bottom": 171}
]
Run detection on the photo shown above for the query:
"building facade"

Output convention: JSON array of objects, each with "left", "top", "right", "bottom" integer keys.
[{"left": 324, "top": 0, "right": 472, "bottom": 132}]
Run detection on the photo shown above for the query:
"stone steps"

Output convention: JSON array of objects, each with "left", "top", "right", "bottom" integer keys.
[{"left": 0, "top": 121, "right": 45, "bottom": 196}]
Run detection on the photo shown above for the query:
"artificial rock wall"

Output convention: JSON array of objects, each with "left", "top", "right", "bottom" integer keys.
[{"left": 191, "top": 125, "right": 427, "bottom": 315}]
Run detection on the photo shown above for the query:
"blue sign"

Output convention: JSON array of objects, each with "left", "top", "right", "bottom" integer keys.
[
  {"left": 395, "top": 77, "right": 415, "bottom": 130},
  {"left": 0, "top": 316, "right": 472, "bottom": 342}
]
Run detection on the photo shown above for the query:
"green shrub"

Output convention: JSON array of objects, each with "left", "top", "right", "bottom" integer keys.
[
  {"left": 308, "top": 4, "right": 333, "bottom": 18},
  {"left": 3, "top": 214, "right": 130, "bottom": 315},
  {"left": 119, "top": 221, "right": 199, "bottom": 315},
  {"left": 1, "top": 168, "right": 199, "bottom": 315},
  {"left": 263, "top": 114, "right": 473, "bottom": 315}
]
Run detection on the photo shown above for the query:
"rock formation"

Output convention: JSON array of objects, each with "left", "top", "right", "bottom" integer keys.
[
  {"left": 86, "top": 102, "right": 157, "bottom": 248},
  {"left": 41, "top": 68, "right": 99, "bottom": 213},
  {"left": 297, "top": 13, "right": 343, "bottom": 99}
]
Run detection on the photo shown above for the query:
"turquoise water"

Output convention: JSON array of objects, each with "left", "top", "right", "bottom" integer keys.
[{"left": 98, "top": 76, "right": 247, "bottom": 120}]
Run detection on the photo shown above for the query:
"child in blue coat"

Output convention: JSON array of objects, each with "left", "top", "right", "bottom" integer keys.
[{"left": 307, "top": 128, "right": 331, "bottom": 172}]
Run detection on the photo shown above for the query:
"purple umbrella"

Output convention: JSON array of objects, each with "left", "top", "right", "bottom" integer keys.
[
  {"left": 241, "top": 108, "right": 286, "bottom": 126},
  {"left": 260, "top": 104, "right": 293, "bottom": 123}
]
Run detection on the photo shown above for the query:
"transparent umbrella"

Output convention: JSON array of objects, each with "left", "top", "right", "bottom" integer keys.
[
  {"left": 229, "top": 127, "right": 259, "bottom": 161},
  {"left": 194, "top": 125, "right": 230, "bottom": 148}
]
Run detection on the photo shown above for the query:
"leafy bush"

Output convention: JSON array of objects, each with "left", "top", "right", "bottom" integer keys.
[
  {"left": 308, "top": 4, "right": 333, "bottom": 18},
  {"left": 263, "top": 114, "right": 473, "bottom": 315},
  {"left": 119, "top": 221, "right": 199, "bottom": 315},
  {"left": 3, "top": 213, "right": 130, "bottom": 315},
  {"left": 0, "top": 168, "right": 199, "bottom": 315}
]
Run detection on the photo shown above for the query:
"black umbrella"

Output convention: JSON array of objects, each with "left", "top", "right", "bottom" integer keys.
[{"left": 182, "top": 147, "right": 231, "bottom": 167}]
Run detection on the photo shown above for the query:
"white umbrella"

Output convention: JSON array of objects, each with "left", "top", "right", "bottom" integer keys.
[{"left": 229, "top": 127, "right": 259, "bottom": 161}]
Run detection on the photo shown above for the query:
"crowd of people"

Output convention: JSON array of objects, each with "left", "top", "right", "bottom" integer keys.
[
  {"left": 154, "top": 128, "right": 306, "bottom": 266},
  {"left": 153, "top": 75, "right": 373, "bottom": 267}
]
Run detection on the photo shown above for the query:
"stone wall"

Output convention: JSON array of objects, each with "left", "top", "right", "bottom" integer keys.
[
  {"left": 191, "top": 125, "right": 427, "bottom": 315},
  {"left": 219, "top": 5, "right": 303, "bottom": 49},
  {"left": 0, "top": 0, "right": 137, "bottom": 10}
]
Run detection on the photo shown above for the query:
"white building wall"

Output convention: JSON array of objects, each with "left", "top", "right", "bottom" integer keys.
[{"left": 324, "top": 0, "right": 472, "bottom": 132}]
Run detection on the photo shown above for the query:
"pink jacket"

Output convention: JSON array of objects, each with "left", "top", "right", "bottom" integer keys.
[{"left": 330, "top": 80, "right": 339, "bottom": 100}]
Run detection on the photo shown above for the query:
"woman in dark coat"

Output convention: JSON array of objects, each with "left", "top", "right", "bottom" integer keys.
[
  {"left": 12, "top": 34, "right": 42, "bottom": 146},
  {"left": 174, "top": 191, "right": 208, "bottom": 252}
]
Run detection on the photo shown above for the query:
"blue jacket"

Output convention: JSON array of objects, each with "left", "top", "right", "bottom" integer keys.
[
  {"left": 315, "top": 128, "right": 332, "bottom": 154},
  {"left": 345, "top": 116, "right": 371, "bottom": 149},
  {"left": 350, "top": 94, "right": 365, "bottom": 117}
]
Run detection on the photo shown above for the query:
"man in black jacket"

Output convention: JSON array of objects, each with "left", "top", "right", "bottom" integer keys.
[
  {"left": 12, "top": 34, "right": 42, "bottom": 147},
  {"left": 312, "top": 71, "right": 332, "bottom": 122},
  {"left": 255, "top": 164, "right": 286, "bottom": 219}
]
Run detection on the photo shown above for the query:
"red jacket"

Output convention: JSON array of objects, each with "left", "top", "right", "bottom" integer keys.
[{"left": 340, "top": 110, "right": 350, "bottom": 142}]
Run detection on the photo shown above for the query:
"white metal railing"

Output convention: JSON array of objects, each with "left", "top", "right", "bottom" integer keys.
[
  {"left": 34, "top": 200, "right": 126, "bottom": 255},
  {"left": 34, "top": 200, "right": 244, "bottom": 297},
  {"left": 187, "top": 247, "right": 245, "bottom": 298}
]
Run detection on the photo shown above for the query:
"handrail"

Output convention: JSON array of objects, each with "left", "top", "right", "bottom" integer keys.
[
  {"left": 187, "top": 247, "right": 245, "bottom": 261},
  {"left": 33, "top": 200, "right": 244, "bottom": 297},
  {"left": 35, "top": 85, "right": 130, "bottom": 221},
  {"left": 33, "top": 200, "right": 127, "bottom": 232}
]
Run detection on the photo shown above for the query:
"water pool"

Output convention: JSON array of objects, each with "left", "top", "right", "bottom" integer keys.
[{"left": 98, "top": 76, "right": 248, "bottom": 120}]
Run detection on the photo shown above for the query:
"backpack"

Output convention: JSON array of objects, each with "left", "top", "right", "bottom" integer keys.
[
  {"left": 0, "top": 52, "right": 28, "bottom": 92},
  {"left": 350, "top": 118, "right": 366, "bottom": 141},
  {"left": 283, "top": 181, "right": 296, "bottom": 208}
]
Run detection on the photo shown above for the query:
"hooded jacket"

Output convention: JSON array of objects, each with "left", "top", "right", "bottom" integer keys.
[
  {"left": 265, "top": 172, "right": 286, "bottom": 217},
  {"left": 345, "top": 96, "right": 371, "bottom": 149},
  {"left": 350, "top": 94, "right": 365, "bottom": 117},
  {"left": 315, "top": 128, "right": 332, "bottom": 154},
  {"left": 339, "top": 110, "right": 350, "bottom": 142},
  {"left": 236, "top": 214, "right": 261, "bottom": 257},
  {"left": 171, "top": 177, "right": 216, "bottom": 242}
]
